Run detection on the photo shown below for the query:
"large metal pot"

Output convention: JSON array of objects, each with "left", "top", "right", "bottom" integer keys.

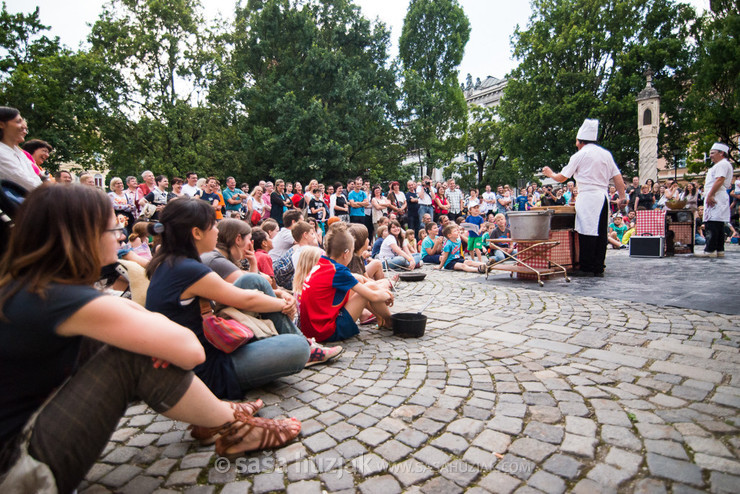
[{"left": 508, "top": 210, "right": 553, "bottom": 240}]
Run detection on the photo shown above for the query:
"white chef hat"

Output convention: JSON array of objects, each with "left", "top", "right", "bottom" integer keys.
[
  {"left": 710, "top": 142, "right": 729, "bottom": 154},
  {"left": 576, "top": 119, "right": 599, "bottom": 141}
]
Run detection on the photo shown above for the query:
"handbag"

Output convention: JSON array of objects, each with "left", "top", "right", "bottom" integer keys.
[
  {"left": 216, "top": 306, "right": 279, "bottom": 339},
  {"left": 199, "top": 299, "right": 254, "bottom": 353}
]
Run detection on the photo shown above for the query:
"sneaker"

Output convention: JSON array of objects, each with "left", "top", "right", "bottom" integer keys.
[
  {"left": 306, "top": 338, "right": 343, "bottom": 367},
  {"left": 694, "top": 251, "right": 717, "bottom": 258}
]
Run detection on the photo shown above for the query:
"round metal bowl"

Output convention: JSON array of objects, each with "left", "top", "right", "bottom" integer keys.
[
  {"left": 391, "top": 312, "right": 427, "bottom": 338},
  {"left": 397, "top": 272, "right": 427, "bottom": 282}
]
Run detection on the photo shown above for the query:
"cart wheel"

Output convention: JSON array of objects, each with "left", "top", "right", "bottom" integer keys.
[
  {"left": 565, "top": 277, "right": 571, "bottom": 282},
  {"left": 538, "top": 281, "right": 544, "bottom": 287},
  {"left": 509, "top": 272, "right": 513, "bottom": 278}
]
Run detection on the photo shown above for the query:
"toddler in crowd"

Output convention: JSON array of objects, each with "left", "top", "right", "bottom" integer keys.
[
  {"left": 371, "top": 225, "right": 388, "bottom": 258},
  {"left": 251, "top": 227, "right": 276, "bottom": 283},
  {"left": 405, "top": 229, "right": 418, "bottom": 254},
  {"left": 417, "top": 228, "right": 427, "bottom": 251},
  {"left": 490, "top": 213, "right": 516, "bottom": 262},
  {"left": 436, "top": 224, "right": 487, "bottom": 273},
  {"left": 298, "top": 223, "right": 395, "bottom": 341},
  {"left": 127, "top": 221, "right": 153, "bottom": 260}
]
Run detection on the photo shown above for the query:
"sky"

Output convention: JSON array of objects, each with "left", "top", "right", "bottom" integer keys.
[{"left": 6, "top": 0, "right": 709, "bottom": 83}]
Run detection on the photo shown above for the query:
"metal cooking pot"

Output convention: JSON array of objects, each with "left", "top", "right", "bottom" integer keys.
[{"left": 508, "top": 210, "right": 553, "bottom": 240}]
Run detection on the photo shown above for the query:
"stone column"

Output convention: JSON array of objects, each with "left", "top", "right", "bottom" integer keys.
[{"left": 637, "top": 70, "right": 660, "bottom": 185}]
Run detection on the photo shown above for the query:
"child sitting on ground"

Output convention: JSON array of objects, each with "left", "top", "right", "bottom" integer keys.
[
  {"left": 347, "top": 223, "right": 389, "bottom": 284},
  {"left": 436, "top": 224, "right": 486, "bottom": 273},
  {"left": 251, "top": 227, "right": 277, "bottom": 284},
  {"left": 417, "top": 228, "right": 427, "bottom": 251},
  {"left": 371, "top": 225, "right": 388, "bottom": 258},
  {"left": 421, "top": 221, "right": 444, "bottom": 264},
  {"left": 465, "top": 204, "right": 485, "bottom": 263},
  {"left": 128, "top": 221, "right": 153, "bottom": 260},
  {"left": 405, "top": 229, "right": 418, "bottom": 254},
  {"left": 607, "top": 214, "right": 629, "bottom": 249},
  {"left": 298, "top": 223, "right": 395, "bottom": 341},
  {"left": 490, "top": 213, "right": 516, "bottom": 262},
  {"left": 480, "top": 222, "right": 492, "bottom": 257}
]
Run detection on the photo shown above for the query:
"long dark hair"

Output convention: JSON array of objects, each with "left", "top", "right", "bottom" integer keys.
[
  {"left": 146, "top": 197, "right": 215, "bottom": 279},
  {"left": 0, "top": 184, "right": 111, "bottom": 316},
  {"left": 388, "top": 219, "right": 404, "bottom": 248},
  {"left": 0, "top": 106, "right": 20, "bottom": 141}
]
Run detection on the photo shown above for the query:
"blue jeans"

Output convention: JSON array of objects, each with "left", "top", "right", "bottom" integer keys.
[
  {"left": 695, "top": 234, "right": 706, "bottom": 245},
  {"left": 229, "top": 274, "right": 309, "bottom": 390},
  {"left": 493, "top": 248, "right": 517, "bottom": 263},
  {"left": 384, "top": 253, "right": 423, "bottom": 270},
  {"left": 419, "top": 205, "right": 434, "bottom": 226}
]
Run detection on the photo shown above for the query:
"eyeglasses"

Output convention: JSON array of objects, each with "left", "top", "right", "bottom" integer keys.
[{"left": 106, "top": 226, "right": 126, "bottom": 238}]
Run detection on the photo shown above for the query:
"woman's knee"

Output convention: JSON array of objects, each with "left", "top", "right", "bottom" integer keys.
[{"left": 233, "top": 273, "right": 273, "bottom": 294}]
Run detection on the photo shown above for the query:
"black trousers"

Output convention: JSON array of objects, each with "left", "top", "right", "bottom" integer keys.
[
  {"left": 704, "top": 220, "right": 725, "bottom": 253},
  {"left": 578, "top": 198, "right": 609, "bottom": 274}
]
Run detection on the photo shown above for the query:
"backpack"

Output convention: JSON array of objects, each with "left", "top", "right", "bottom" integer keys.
[{"left": 273, "top": 247, "right": 295, "bottom": 290}]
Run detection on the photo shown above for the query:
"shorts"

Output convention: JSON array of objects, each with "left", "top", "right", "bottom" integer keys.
[
  {"left": 467, "top": 236, "right": 483, "bottom": 251},
  {"left": 325, "top": 308, "right": 360, "bottom": 342},
  {"left": 443, "top": 257, "right": 465, "bottom": 270}
]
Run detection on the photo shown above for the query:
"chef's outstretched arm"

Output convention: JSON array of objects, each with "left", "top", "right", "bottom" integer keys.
[{"left": 542, "top": 166, "right": 567, "bottom": 183}]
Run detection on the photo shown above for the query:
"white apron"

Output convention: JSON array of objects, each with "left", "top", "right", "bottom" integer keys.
[
  {"left": 703, "top": 158, "right": 733, "bottom": 222},
  {"left": 574, "top": 185, "right": 608, "bottom": 236}
]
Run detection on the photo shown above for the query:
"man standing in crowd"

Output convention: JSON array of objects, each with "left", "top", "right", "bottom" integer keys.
[
  {"left": 542, "top": 118, "right": 626, "bottom": 277},
  {"left": 482, "top": 184, "right": 496, "bottom": 216},
  {"left": 417, "top": 176, "right": 434, "bottom": 226},
  {"left": 182, "top": 172, "right": 199, "bottom": 196},
  {"left": 406, "top": 180, "right": 420, "bottom": 233},
  {"left": 348, "top": 177, "right": 369, "bottom": 226},
  {"left": 124, "top": 176, "right": 142, "bottom": 219},
  {"left": 223, "top": 176, "right": 246, "bottom": 218},
  {"left": 139, "top": 175, "right": 169, "bottom": 220},
  {"left": 446, "top": 179, "right": 464, "bottom": 221},
  {"left": 696, "top": 142, "right": 734, "bottom": 258},
  {"left": 626, "top": 176, "right": 639, "bottom": 212}
]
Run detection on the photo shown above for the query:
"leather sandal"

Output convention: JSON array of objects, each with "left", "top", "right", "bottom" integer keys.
[
  {"left": 215, "top": 414, "right": 301, "bottom": 459},
  {"left": 189, "top": 400, "right": 263, "bottom": 445}
]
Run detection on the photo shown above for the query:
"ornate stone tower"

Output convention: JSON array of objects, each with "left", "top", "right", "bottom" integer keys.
[{"left": 637, "top": 69, "right": 660, "bottom": 185}]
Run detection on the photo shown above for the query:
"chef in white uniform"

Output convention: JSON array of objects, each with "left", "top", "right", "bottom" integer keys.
[
  {"left": 696, "top": 142, "right": 734, "bottom": 258},
  {"left": 542, "top": 119, "right": 626, "bottom": 276}
]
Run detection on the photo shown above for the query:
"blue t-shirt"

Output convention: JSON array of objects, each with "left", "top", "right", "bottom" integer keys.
[
  {"left": 465, "top": 214, "right": 484, "bottom": 238},
  {"left": 348, "top": 190, "right": 368, "bottom": 217},
  {"left": 146, "top": 257, "right": 242, "bottom": 400},
  {"left": 421, "top": 235, "right": 436, "bottom": 255},
  {"left": 442, "top": 238, "right": 462, "bottom": 268},
  {"left": 405, "top": 190, "right": 419, "bottom": 214},
  {"left": 515, "top": 195, "right": 528, "bottom": 211},
  {"left": 222, "top": 187, "right": 242, "bottom": 211},
  {"left": 0, "top": 283, "right": 101, "bottom": 443},
  {"left": 371, "top": 237, "right": 384, "bottom": 258}
]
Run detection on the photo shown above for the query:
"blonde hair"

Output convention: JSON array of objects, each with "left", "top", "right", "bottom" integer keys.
[
  {"left": 293, "top": 246, "right": 322, "bottom": 294},
  {"left": 405, "top": 229, "right": 416, "bottom": 242}
]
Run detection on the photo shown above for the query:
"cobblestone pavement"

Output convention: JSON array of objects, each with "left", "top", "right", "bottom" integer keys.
[{"left": 80, "top": 258, "right": 740, "bottom": 494}]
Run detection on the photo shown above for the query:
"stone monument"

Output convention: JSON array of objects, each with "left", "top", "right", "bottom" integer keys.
[{"left": 637, "top": 69, "right": 660, "bottom": 185}]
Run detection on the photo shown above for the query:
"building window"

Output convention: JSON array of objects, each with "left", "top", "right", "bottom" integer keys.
[
  {"left": 94, "top": 174, "right": 104, "bottom": 188},
  {"left": 642, "top": 109, "right": 652, "bottom": 126}
]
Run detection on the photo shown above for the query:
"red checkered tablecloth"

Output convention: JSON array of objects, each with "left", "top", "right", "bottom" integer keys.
[{"left": 636, "top": 210, "right": 665, "bottom": 236}]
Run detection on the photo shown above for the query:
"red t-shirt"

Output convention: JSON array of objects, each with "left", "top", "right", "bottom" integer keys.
[
  {"left": 255, "top": 249, "right": 274, "bottom": 277},
  {"left": 137, "top": 183, "right": 151, "bottom": 197},
  {"left": 299, "top": 256, "right": 358, "bottom": 341}
]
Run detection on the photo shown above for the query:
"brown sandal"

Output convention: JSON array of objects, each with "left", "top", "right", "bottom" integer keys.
[
  {"left": 189, "top": 399, "right": 264, "bottom": 445},
  {"left": 215, "top": 414, "right": 301, "bottom": 459}
]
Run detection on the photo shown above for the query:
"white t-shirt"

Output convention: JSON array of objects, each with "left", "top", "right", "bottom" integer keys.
[
  {"left": 271, "top": 227, "right": 295, "bottom": 261},
  {"left": 703, "top": 158, "right": 734, "bottom": 222},
  {"left": 379, "top": 234, "right": 399, "bottom": 260},
  {"left": 481, "top": 191, "right": 496, "bottom": 213},
  {"left": 416, "top": 185, "right": 433, "bottom": 205},
  {"left": 0, "top": 142, "right": 42, "bottom": 191},
  {"left": 734, "top": 178, "right": 740, "bottom": 194},
  {"left": 181, "top": 183, "right": 200, "bottom": 197}
]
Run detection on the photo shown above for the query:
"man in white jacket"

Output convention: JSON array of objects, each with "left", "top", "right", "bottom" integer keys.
[
  {"left": 542, "top": 118, "right": 626, "bottom": 277},
  {"left": 696, "top": 142, "right": 734, "bottom": 258}
]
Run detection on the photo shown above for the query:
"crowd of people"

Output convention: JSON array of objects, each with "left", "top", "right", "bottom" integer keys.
[{"left": 1, "top": 104, "right": 738, "bottom": 493}]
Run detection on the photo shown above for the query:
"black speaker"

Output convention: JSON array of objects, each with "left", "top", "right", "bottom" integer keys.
[{"left": 630, "top": 236, "right": 664, "bottom": 257}]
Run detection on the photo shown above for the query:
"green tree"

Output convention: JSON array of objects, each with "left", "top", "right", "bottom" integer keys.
[
  {"left": 500, "top": 0, "right": 696, "bottom": 179},
  {"left": 225, "top": 0, "right": 403, "bottom": 184},
  {"left": 399, "top": 0, "right": 470, "bottom": 178},
  {"left": 0, "top": 3, "right": 115, "bottom": 170},
  {"left": 88, "top": 0, "right": 226, "bottom": 178},
  {"left": 466, "top": 105, "right": 504, "bottom": 186},
  {"left": 686, "top": 0, "right": 739, "bottom": 169}
]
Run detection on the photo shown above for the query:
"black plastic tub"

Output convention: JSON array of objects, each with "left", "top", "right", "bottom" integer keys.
[
  {"left": 391, "top": 312, "right": 427, "bottom": 338},
  {"left": 397, "top": 272, "right": 427, "bottom": 282}
]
